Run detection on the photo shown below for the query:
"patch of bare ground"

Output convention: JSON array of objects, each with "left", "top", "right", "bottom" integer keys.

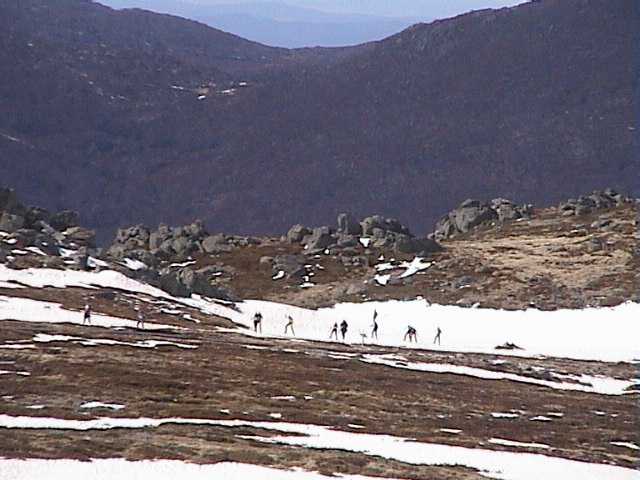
[{"left": 199, "top": 204, "right": 638, "bottom": 311}]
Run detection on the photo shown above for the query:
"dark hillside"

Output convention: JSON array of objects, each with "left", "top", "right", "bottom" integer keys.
[{"left": 0, "top": 0, "right": 637, "bottom": 241}]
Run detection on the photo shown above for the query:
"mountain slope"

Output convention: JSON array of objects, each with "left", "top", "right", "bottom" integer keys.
[{"left": 0, "top": 0, "right": 637, "bottom": 241}]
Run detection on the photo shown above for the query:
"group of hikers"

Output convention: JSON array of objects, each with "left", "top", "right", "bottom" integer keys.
[
  {"left": 82, "top": 302, "right": 146, "bottom": 329},
  {"left": 251, "top": 308, "right": 443, "bottom": 345}
]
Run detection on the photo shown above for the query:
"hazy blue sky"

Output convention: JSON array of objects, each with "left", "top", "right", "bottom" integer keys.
[{"left": 183, "top": 1, "right": 528, "bottom": 18}]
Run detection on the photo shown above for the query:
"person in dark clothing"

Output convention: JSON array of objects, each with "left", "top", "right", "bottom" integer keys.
[
  {"left": 136, "top": 309, "right": 145, "bottom": 329},
  {"left": 253, "top": 312, "right": 263, "bottom": 333},
  {"left": 340, "top": 320, "right": 348, "bottom": 340},
  {"left": 330, "top": 322, "right": 339, "bottom": 340},
  {"left": 284, "top": 315, "right": 295, "bottom": 336},
  {"left": 371, "top": 310, "right": 379, "bottom": 340},
  {"left": 83, "top": 304, "right": 91, "bottom": 325},
  {"left": 404, "top": 326, "right": 417, "bottom": 343},
  {"left": 433, "top": 326, "right": 442, "bottom": 345}
]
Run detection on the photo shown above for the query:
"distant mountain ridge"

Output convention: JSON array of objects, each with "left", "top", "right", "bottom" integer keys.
[
  {"left": 98, "top": 0, "right": 421, "bottom": 47},
  {"left": 0, "top": 0, "right": 637, "bottom": 243}
]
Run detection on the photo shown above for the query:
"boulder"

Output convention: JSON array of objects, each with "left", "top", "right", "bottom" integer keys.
[
  {"left": 114, "top": 225, "right": 150, "bottom": 250},
  {"left": 171, "top": 237, "right": 198, "bottom": 257},
  {"left": 286, "top": 224, "right": 311, "bottom": 244},
  {"left": 336, "top": 234, "right": 359, "bottom": 248},
  {"left": 337, "top": 213, "right": 362, "bottom": 236},
  {"left": 64, "top": 226, "right": 96, "bottom": 248},
  {"left": 273, "top": 254, "right": 306, "bottom": 279},
  {"left": 149, "top": 224, "right": 172, "bottom": 250},
  {"left": 0, "top": 212, "right": 24, "bottom": 233},
  {"left": 24, "top": 207, "right": 51, "bottom": 228},
  {"left": 360, "top": 215, "right": 385, "bottom": 236},
  {"left": 184, "top": 219, "right": 207, "bottom": 239},
  {"left": 303, "top": 226, "right": 336, "bottom": 251},
  {"left": 49, "top": 210, "right": 80, "bottom": 231},
  {"left": 159, "top": 268, "right": 232, "bottom": 299},
  {"left": 394, "top": 236, "right": 442, "bottom": 255},
  {"left": 159, "top": 271, "right": 190, "bottom": 297},
  {"left": 202, "top": 234, "right": 232, "bottom": 254},
  {"left": 434, "top": 197, "right": 531, "bottom": 240}
]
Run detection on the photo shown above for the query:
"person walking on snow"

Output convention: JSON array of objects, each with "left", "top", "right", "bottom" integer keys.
[
  {"left": 330, "top": 322, "right": 339, "bottom": 340},
  {"left": 83, "top": 304, "right": 92, "bottom": 325},
  {"left": 371, "top": 310, "right": 379, "bottom": 340},
  {"left": 253, "top": 312, "right": 263, "bottom": 333},
  {"left": 340, "top": 320, "right": 348, "bottom": 341},
  {"left": 136, "top": 309, "right": 145, "bottom": 329},
  {"left": 404, "top": 325, "right": 417, "bottom": 343},
  {"left": 284, "top": 315, "right": 295, "bottom": 336},
  {"left": 433, "top": 326, "right": 442, "bottom": 345}
]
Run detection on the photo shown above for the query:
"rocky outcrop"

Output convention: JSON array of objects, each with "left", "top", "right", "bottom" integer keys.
[
  {"left": 0, "top": 187, "right": 95, "bottom": 263},
  {"left": 107, "top": 217, "right": 264, "bottom": 262},
  {"left": 434, "top": 198, "right": 532, "bottom": 240},
  {"left": 157, "top": 266, "right": 235, "bottom": 299},
  {"left": 558, "top": 189, "right": 631, "bottom": 216},
  {"left": 285, "top": 213, "right": 442, "bottom": 256}
]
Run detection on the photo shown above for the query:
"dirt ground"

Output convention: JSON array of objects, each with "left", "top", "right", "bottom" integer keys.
[{"left": 165, "top": 204, "right": 638, "bottom": 312}]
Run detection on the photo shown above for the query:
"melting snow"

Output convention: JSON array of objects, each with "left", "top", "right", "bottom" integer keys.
[
  {"left": 217, "top": 298, "right": 640, "bottom": 363},
  {"left": 610, "top": 441, "right": 640, "bottom": 451},
  {"left": 80, "top": 402, "right": 125, "bottom": 411},
  {"left": 0, "top": 370, "right": 30, "bottom": 376},
  {"left": 0, "top": 296, "right": 178, "bottom": 331},
  {"left": 121, "top": 258, "right": 147, "bottom": 271},
  {"left": 488, "top": 438, "right": 551, "bottom": 450},
  {"left": 0, "top": 416, "right": 636, "bottom": 480},
  {"left": 24, "top": 247, "right": 47, "bottom": 256},
  {"left": 0, "top": 459, "right": 399, "bottom": 480},
  {"left": 529, "top": 416, "right": 553, "bottom": 422},
  {"left": 492, "top": 412, "right": 520, "bottom": 419},
  {"left": 360, "top": 355, "right": 635, "bottom": 396}
]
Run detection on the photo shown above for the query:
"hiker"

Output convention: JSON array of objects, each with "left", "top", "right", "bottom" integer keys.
[
  {"left": 433, "top": 326, "right": 442, "bottom": 345},
  {"left": 330, "top": 322, "right": 339, "bottom": 340},
  {"left": 253, "top": 312, "right": 263, "bottom": 333},
  {"left": 404, "top": 325, "right": 417, "bottom": 343},
  {"left": 284, "top": 315, "right": 295, "bottom": 336},
  {"left": 340, "top": 320, "right": 348, "bottom": 341},
  {"left": 136, "top": 309, "right": 145, "bottom": 329},
  {"left": 83, "top": 304, "right": 92, "bottom": 325},
  {"left": 371, "top": 310, "right": 379, "bottom": 340}
]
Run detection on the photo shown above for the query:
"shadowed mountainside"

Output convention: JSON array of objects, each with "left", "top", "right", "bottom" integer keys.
[{"left": 0, "top": 0, "right": 637, "bottom": 242}]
